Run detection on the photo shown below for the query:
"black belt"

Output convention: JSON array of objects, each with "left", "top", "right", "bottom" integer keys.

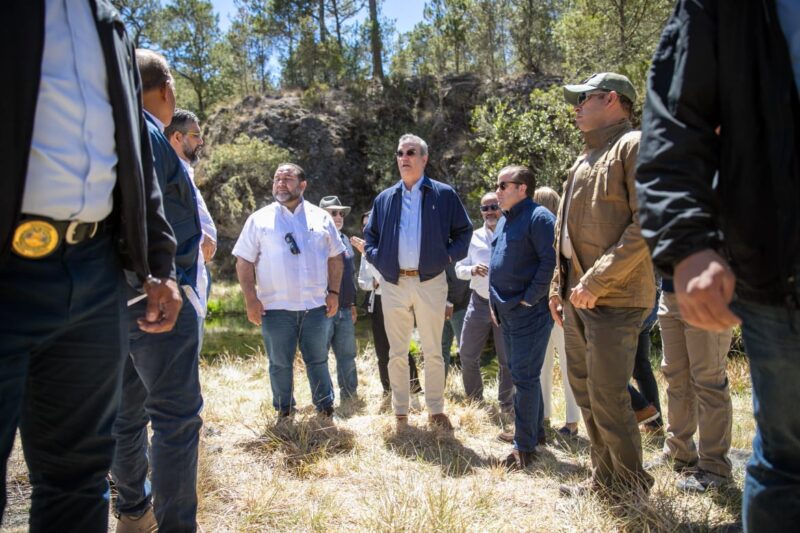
[{"left": 12, "top": 215, "right": 105, "bottom": 259}]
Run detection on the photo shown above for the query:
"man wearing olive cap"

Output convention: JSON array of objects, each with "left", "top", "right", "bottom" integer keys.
[{"left": 549, "top": 72, "right": 656, "bottom": 496}]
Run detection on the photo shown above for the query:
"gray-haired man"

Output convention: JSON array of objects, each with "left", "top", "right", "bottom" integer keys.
[{"left": 363, "top": 134, "right": 472, "bottom": 429}]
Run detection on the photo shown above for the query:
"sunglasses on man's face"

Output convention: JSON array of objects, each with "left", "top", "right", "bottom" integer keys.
[
  {"left": 284, "top": 232, "right": 300, "bottom": 255},
  {"left": 396, "top": 149, "right": 418, "bottom": 158},
  {"left": 576, "top": 90, "right": 609, "bottom": 106},
  {"left": 480, "top": 204, "right": 500, "bottom": 212},
  {"left": 496, "top": 181, "right": 522, "bottom": 191},
  {"left": 329, "top": 211, "right": 346, "bottom": 218}
]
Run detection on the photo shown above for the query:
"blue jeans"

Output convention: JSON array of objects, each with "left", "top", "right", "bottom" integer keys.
[
  {"left": 499, "top": 302, "right": 553, "bottom": 452},
  {"left": 328, "top": 306, "right": 358, "bottom": 399},
  {"left": 262, "top": 306, "right": 334, "bottom": 413},
  {"left": 112, "top": 294, "right": 203, "bottom": 532},
  {"left": 732, "top": 299, "right": 800, "bottom": 532},
  {"left": 0, "top": 231, "right": 127, "bottom": 532}
]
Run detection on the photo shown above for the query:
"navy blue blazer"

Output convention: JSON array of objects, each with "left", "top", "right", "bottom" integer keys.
[
  {"left": 364, "top": 176, "right": 472, "bottom": 284},
  {"left": 145, "top": 114, "right": 201, "bottom": 287}
]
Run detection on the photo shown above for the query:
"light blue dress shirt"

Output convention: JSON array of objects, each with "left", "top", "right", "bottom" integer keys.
[
  {"left": 776, "top": 0, "right": 800, "bottom": 98},
  {"left": 397, "top": 177, "right": 423, "bottom": 270},
  {"left": 22, "top": 0, "right": 118, "bottom": 222}
]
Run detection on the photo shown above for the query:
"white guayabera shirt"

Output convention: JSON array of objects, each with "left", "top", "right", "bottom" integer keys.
[{"left": 233, "top": 199, "right": 345, "bottom": 311}]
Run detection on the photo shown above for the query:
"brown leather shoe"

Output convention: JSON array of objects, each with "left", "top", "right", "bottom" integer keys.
[
  {"left": 428, "top": 413, "right": 453, "bottom": 430},
  {"left": 635, "top": 405, "right": 660, "bottom": 424},
  {"left": 497, "top": 430, "right": 514, "bottom": 443},
  {"left": 395, "top": 414, "right": 409, "bottom": 429},
  {"left": 116, "top": 507, "right": 158, "bottom": 533},
  {"left": 503, "top": 449, "right": 536, "bottom": 470}
]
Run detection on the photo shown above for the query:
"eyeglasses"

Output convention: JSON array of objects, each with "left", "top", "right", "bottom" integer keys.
[
  {"left": 329, "top": 211, "right": 346, "bottom": 218},
  {"left": 273, "top": 176, "right": 299, "bottom": 184},
  {"left": 496, "top": 181, "right": 522, "bottom": 191},
  {"left": 185, "top": 131, "right": 203, "bottom": 139},
  {"left": 284, "top": 232, "right": 301, "bottom": 255},
  {"left": 396, "top": 149, "right": 418, "bottom": 158},
  {"left": 479, "top": 204, "right": 500, "bottom": 212},
  {"left": 576, "top": 90, "right": 609, "bottom": 106}
]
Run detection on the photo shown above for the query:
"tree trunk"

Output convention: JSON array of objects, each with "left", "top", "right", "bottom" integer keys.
[
  {"left": 318, "top": 0, "right": 327, "bottom": 42},
  {"left": 331, "top": 0, "right": 343, "bottom": 48},
  {"left": 368, "top": 0, "right": 384, "bottom": 80}
]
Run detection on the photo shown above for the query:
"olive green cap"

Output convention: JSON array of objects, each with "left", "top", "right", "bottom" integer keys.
[{"left": 563, "top": 72, "right": 637, "bottom": 105}]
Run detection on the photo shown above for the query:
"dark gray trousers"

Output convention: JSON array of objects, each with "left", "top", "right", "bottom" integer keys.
[{"left": 459, "top": 291, "right": 513, "bottom": 411}]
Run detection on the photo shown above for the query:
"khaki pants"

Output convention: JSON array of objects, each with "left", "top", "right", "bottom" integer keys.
[
  {"left": 658, "top": 291, "right": 733, "bottom": 477},
  {"left": 381, "top": 273, "right": 448, "bottom": 415},
  {"left": 563, "top": 299, "right": 652, "bottom": 489}
]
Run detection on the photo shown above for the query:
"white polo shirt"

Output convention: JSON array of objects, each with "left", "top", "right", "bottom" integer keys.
[{"left": 232, "top": 199, "right": 345, "bottom": 311}]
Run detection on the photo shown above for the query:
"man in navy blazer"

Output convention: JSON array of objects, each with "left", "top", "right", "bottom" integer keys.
[
  {"left": 364, "top": 134, "right": 472, "bottom": 429},
  {"left": 111, "top": 49, "right": 204, "bottom": 533}
]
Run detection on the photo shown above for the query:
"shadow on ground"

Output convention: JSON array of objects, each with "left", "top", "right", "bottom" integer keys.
[
  {"left": 382, "top": 424, "right": 492, "bottom": 477},
  {"left": 239, "top": 413, "right": 357, "bottom": 475}
]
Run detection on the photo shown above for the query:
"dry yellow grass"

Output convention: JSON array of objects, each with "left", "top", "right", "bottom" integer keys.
[{"left": 2, "top": 344, "right": 753, "bottom": 532}]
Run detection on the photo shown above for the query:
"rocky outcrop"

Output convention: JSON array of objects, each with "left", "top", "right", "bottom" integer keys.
[{"left": 200, "top": 73, "right": 560, "bottom": 278}]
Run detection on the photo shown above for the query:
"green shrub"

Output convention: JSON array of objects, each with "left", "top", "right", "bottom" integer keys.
[
  {"left": 200, "top": 134, "right": 292, "bottom": 236},
  {"left": 468, "top": 85, "right": 582, "bottom": 198}
]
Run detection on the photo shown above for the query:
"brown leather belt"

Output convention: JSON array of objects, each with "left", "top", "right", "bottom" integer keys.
[{"left": 398, "top": 269, "right": 419, "bottom": 277}]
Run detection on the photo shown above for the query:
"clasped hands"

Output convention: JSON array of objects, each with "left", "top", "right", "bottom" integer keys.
[{"left": 548, "top": 282, "right": 597, "bottom": 327}]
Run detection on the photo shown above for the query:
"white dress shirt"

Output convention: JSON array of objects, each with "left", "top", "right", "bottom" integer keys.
[
  {"left": 358, "top": 256, "right": 384, "bottom": 312},
  {"left": 455, "top": 224, "right": 494, "bottom": 299},
  {"left": 232, "top": 199, "right": 345, "bottom": 311},
  {"left": 398, "top": 178, "right": 423, "bottom": 270},
  {"left": 23, "top": 0, "right": 118, "bottom": 222},
  {"left": 181, "top": 159, "right": 217, "bottom": 317}
]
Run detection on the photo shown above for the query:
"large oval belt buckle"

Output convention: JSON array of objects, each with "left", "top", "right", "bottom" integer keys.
[{"left": 12, "top": 220, "right": 60, "bottom": 259}]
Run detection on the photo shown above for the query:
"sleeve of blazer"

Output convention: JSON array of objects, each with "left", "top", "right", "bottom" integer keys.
[
  {"left": 133, "top": 48, "right": 176, "bottom": 281},
  {"left": 363, "top": 195, "right": 382, "bottom": 265},
  {"left": 445, "top": 189, "right": 473, "bottom": 263},
  {"left": 635, "top": 0, "right": 722, "bottom": 276},
  {"left": 524, "top": 208, "right": 557, "bottom": 306}
]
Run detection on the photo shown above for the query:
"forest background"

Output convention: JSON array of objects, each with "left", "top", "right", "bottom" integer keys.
[{"left": 112, "top": 0, "right": 676, "bottom": 277}]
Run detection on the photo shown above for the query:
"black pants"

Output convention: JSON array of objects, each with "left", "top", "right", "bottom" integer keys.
[
  {"left": 371, "top": 295, "right": 420, "bottom": 394},
  {"left": 0, "top": 230, "right": 127, "bottom": 532}
]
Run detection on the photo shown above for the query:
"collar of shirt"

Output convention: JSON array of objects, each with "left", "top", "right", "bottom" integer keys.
[
  {"left": 394, "top": 174, "right": 430, "bottom": 194},
  {"left": 583, "top": 119, "right": 631, "bottom": 150},
  {"left": 503, "top": 196, "right": 534, "bottom": 220},
  {"left": 144, "top": 109, "right": 165, "bottom": 133},
  {"left": 277, "top": 197, "right": 306, "bottom": 218},
  {"left": 180, "top": 158, "right": 195, "bottom": 182}
]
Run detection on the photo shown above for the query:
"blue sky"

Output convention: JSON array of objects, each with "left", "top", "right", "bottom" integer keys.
[{"left": 211, "top": 0, "right": 427, "bottom": 34}]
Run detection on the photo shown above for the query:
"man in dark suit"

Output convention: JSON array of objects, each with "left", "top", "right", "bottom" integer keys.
[
  {"left": 0, "top": 2, "right": 180, "bottom": 531},
  {"left": 110, "top": 49, "right": 203, "bottom": 533}
]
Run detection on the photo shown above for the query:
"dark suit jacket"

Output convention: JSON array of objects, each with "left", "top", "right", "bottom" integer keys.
[
  {"left": 145, "top": 114, "right": 201, "bottom": 286},
  {"left": 0, "top": 0, "right": 176, "bottom": 281}
]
